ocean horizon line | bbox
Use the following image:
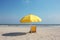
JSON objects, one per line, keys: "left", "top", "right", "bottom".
{"left": 0, "top": 24, "right": 60, "bottom": 25}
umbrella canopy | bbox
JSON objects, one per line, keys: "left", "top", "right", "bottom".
{"left": 20, "top": 14, "right": 42, "bottom": 23}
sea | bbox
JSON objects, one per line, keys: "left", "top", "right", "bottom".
{"left": 0, "top": 24, "right": 60, "bottom": 28}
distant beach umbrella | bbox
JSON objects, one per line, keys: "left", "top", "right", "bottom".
{"left": 20, "top": 14, "right": 42, "bottom": 33}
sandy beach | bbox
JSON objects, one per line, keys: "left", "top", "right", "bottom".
{"left": 0, "top": 26, "right": 60, "bottom": 40}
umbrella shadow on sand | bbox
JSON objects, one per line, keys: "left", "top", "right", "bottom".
{"left": 2, "top": 32, "right": 27, "bottom": 36}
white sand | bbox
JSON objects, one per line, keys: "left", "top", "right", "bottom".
{"left": 0, "top": 26, "right": 60, "bottom": 40}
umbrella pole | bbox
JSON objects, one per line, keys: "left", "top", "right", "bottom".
{"left": 29, "top": 23, "right": 32, "bottom": 33}
{"left": 30, "top": 23, "right": 32, "bottom": 33}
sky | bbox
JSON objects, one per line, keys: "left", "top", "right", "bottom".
{"left": 0, "top": 0, "right": 60, "bottom": 24}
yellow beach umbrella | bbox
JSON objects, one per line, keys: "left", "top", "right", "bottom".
{"left": 20, "top": 14, "right": 42, "bottom": 23}
{"left": 20, "top": 14, "right": 42, "bottom": 33}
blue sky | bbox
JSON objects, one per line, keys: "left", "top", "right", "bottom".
{"left": 0, "top": 0, "right": 60, "bottom": 24}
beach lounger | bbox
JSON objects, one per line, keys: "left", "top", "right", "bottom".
{"left": 29, "top": 25, "right": 36, "bottom": 33}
